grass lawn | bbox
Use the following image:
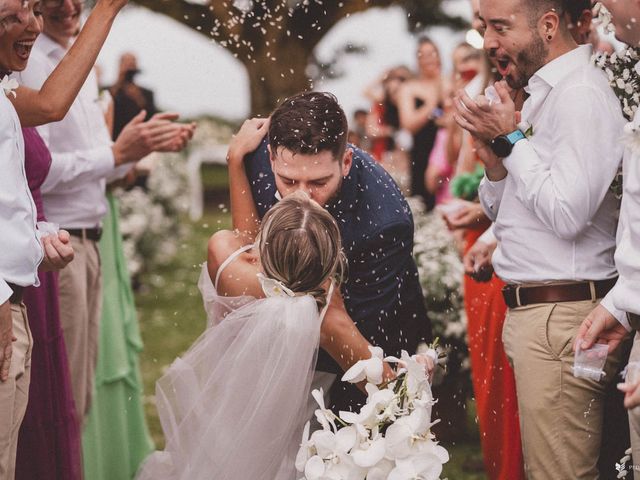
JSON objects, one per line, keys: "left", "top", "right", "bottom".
{"left": 134, "top": 164, "right": 487, "bottom": 479}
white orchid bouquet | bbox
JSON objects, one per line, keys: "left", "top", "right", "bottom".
{"left": 296, "top": 346, "right": 449, "bottom": 480}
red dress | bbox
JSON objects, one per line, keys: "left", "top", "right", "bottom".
{"left": 464, "top": 227, "right": 525, "bottom": 480}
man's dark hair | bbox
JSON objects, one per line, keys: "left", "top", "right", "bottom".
{"left": 354, "top": 109, "right": 368, "bottom": 118}
{"left": 523, "top": 0, "right": 567, "bottom": 27}
{"left": 269, "top": 91, "right": 348, "bottom": 160}
{"left": 563, "top": 0, "right": 591, "bottom": 23}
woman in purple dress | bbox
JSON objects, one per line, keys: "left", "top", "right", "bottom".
{"left": 15, "top": 128, "right": 82, "bottom": 480}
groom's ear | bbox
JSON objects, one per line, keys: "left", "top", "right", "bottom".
{"left": 340, "top": 148, "right": 353, "bottom": 177}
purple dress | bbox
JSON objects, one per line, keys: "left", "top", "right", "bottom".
{"left": 15, "top": 128, "right": 82, "bottom": 480}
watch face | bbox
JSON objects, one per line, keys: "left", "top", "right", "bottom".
{"left": 490, "top": 136, "right": 512, "bottom": 158}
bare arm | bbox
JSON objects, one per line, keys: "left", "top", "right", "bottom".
{"left": 321, "top": 290, "right": 395, "bottom": 385}
{"left": 12, "top": 0, "right": 127, "bottom": 127}
{"left": 398, "top": 82, "right": 436, "bottom": 135}
{"left": 226, "top": 118, "right": 270, "bottom": 240}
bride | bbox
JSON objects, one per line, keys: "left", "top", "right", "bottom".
{"left": 136, "top": 191, "right": 346, "bottom": 480}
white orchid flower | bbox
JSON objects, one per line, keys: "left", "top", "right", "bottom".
{"left": 387, "top": 453, "right": 445, "bottom": 480}
{"left": 342, "top": 346, "right": 384, "bottom": 385}
{"left": 340, "top": 388, "right": 395, "bottom": 428}
{"left": 365, "top": 458, "right": 395, "bottom": 480}
{"left": 312, "top": 388, "right": 338, "bottom": 432}
{"left": 296, "top": 422, "right": 316, "bottom": 472}
{"left": 304, "top": 427, "right": 364, "bottom": 480}
{"left": 350, "top": 435, "right": 386, "bottom": 468}
{"left": 385, "top": 407, "right": 435, "bottom": 459}
{"left": 1, "top": 75, "right": 18, "bottom": 98}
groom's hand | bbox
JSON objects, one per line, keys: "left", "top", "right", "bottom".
{"left": 227, "top": 117, "right": 270, "bottom": 167}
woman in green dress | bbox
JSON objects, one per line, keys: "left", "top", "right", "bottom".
{"left": 83, "top": 192, "right": 154, "bottom": 480}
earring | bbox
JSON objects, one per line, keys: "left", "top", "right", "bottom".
{"left": 547, "top": 34, "right": 553, "bottom": 41}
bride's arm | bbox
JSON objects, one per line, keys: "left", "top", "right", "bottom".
{"left": 12, "top": 0, "right": 127, "bottom": 127}
{"left": 321, "top": 290, "right": 395, "bottom": 386}
{"left": 226, "top": 118, "right": 270, "bottom": 240}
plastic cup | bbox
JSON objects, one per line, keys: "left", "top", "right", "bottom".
{"left": 573, "top": 343, "right": 608, "bottom": 381}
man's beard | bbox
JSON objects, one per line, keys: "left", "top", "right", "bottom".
{"left": 506, "top": 34, "right": 548, "bottom": 90}
{"left": 324, "top": 175, "right": 344, "bottom": 210}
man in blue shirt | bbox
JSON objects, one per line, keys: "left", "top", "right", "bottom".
{"left": 227, "top": 92, "right": 431, "bottom": 411}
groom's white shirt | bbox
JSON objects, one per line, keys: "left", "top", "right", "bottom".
{"left": 479, "top": 46, "right": 626, "bottom": 322}
{"left": 601, "top": 108, "right": 640, "bottom": 322}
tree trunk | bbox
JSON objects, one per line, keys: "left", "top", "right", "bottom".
{"left": 243, "top": 42, "right": 313, "bottom": 116}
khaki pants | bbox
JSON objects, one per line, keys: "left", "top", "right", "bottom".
{"left": 0, "top": 304, "right": 32, "bottom": 479}
{"left": 59, "top": 235, "right": 102, "bottom": 425}
{"left": 628, "top": 333, "right": 640, "bottom": 479}
{"left": 502, "top": 300, "right": 622, "bottom": 480}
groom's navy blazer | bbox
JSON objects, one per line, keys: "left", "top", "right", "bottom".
{"left": 245, "top": 140, "right": 431, "bottom": 409}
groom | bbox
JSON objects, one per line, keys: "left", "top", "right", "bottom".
{"left": 228, "top": 91, "right": 431, "bottom": 412}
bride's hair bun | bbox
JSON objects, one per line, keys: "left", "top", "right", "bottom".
{"left": 257, "top": 191, "right": 345, "bottom": 310}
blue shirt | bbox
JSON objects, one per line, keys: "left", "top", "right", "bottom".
{"left": 245, "top": 141, "right": 431, "bottom": 380}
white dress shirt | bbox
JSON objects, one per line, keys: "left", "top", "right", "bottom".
{"left": 16, "top": 34, "right": 128, "bottom": 229}
{"left": 0, "top": 93, "right": 43, "bottom": 303}
{"left": 479, "top": 46, "right": 626, "bottom": 318}
{"left": 601, "top": 108, "right": 640, "bottom": 322}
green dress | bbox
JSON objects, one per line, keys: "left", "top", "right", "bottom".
{"left": 83, "top": 193, "right": 154, "bottom": 479}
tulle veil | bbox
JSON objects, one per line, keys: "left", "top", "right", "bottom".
{"left": 136, "top": 265, "right": 321, "bottom": 480}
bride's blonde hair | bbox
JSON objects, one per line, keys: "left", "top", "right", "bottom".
{"left": 257, "top": 191, "right": 345, "bottom": 310}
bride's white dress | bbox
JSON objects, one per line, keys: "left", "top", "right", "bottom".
{"left": 136, "top": 245, "right": 325, "bottom": 480}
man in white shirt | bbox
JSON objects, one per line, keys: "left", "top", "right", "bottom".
{"left": 18, "top": 0, "right": 192, "bottom": 425}
{"left": 453, "top": 0, "right": 627, "bottom": 478}
{"left": 574, "top": 0, "right": 640, "bottom": 476}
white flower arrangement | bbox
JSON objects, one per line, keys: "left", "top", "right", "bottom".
{"left": 408, "top": 196, "right": 469, "bottom": 379}
{"left": 593, "top": 3, "right": 640, "bottom": 121}
{"left": 117, "top": 152, "right": 190, "bottom": 277}
{"left": 296, "top": 346, "right": 449, "bottom": 480}
{"left": 1, "top": 75, "right": 18, "bottom": 98}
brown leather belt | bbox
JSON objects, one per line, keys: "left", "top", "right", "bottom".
{"left": 67, "top": 228, "right": 102, "bottom": 242}
{"left": 628, "top": 313, "right": 640, "bottom": 331}
{"left": 7, "top": 283, "right": 24, "bottom": 305}
{"left": 502, "top": 278, "right": 618, "bottom": 309}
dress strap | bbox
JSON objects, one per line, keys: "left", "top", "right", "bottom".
{"left": 318, "top": 281, "right": 335, "bottom": 323}
{"left": 214, "top": 244, "right": 254, "bottom": 291}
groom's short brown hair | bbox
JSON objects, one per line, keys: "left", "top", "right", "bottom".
{"left": 268, "top": 91, "right": 348, "bottom": 161}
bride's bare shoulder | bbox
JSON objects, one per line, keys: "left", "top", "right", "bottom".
{"left": 207, "top": 230, "right": 243, "bottom": 277}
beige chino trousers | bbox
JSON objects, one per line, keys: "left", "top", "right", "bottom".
{"left": 628, "top": 332, "right": 640, "bottom": 479}
{"left": 502, "top": 300, "right": 623, "bottom": 480}
{"left": 0, "top": 304, "right": 32, "bottom": 480}
{"left": 59, "top": 235, "right": 102, "bottom": 425}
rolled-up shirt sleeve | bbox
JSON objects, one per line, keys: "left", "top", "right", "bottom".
{"left": 478, "top": 175, "right": 506, "bottom": 222}
{"left": 0, "top": 279, "right": 12, "bottom": 305}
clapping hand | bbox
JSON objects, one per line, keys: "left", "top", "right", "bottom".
{"left": 113, "top": 111, "right": 195, "bottom": 166}
{"left": 453, "top": 81, "right": 518, "bottom": 143}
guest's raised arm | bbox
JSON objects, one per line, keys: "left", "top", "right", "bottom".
{"left": 11, "top": 0, "right": 128, "bottom": 126}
